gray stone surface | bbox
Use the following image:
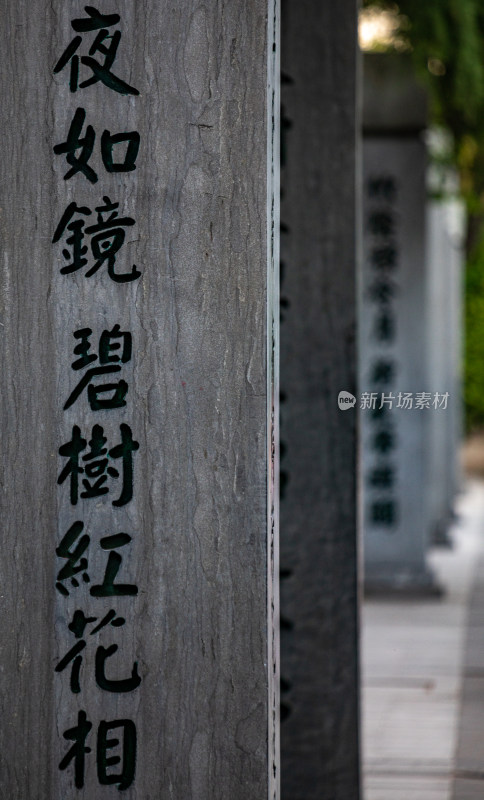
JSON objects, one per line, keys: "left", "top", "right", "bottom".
{"left": 279, "top": 1, "right": 360, "bottom": 798}
{"left": 0, "top": 1, "right": 280, "bottom": 797}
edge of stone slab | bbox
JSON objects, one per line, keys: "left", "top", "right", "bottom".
{"left": 364, "top": 572, "right": 444, "bottom": 599}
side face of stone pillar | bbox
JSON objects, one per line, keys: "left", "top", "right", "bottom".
{"left": 446, "top": 199, "right": 465, "bottom": 502}
{"left": 426, "top": 193, "right": 465, "bottom": 542}
{"left": 280, "top": 1, "right": 361, "bottom": 798}
{"left": 0, "top": 2, "right": 280, "bottom": 798}
{"left": 361, "top": 54, "right": 438, "bottom": 593}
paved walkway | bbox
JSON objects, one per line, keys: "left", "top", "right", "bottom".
{"left": 362, "top": 479, "right": 484, "bottom": 800}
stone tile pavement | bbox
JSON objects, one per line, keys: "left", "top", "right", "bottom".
{"left": 362, "top": 479, "right": 484, "bottom": 800}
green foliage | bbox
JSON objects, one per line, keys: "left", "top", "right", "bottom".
{"left": 464, "top": 235, "right": 484, "bottom": 430}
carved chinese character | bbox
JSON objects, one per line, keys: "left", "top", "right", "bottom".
{"left": 367, "top": 175, "right": 397, "bottom": 202}
{"left": 373, "top": 429, "right": 395, "bottom": 454}
{"left": 367, "top": 210, "right": 394, "bottom": 237}
{"left": 53, "top": 198, "right": 140, "bottom": 282}
{"left": 64, "top": 325, "right": 132, "bottom": 410}
{"left": 370, "top": 359, "right": 395, "bottom": 385}
{"left": 370, "top": 245, "right": 398, "bottom": 270}
{"left": 368, "top": 466, "right": 395, "bottom": 489}
{"left": 54, "top": 6, "right": 139, "bottom": 96}
{"left": 56, "top": 528, "right": 138, "bottom": 597}
{"left": 370, "top": 500, "right": 397, "bottom": 526}
{"left": 373, "top": 311, "right": 396, "bottom": 342}
{"left": 54, "top": 108, "right": 140, "bottom": 183}
{"left": 58, "top": 424, "right": 139, "bottom": 506}
{"left": 56, "top": 609, "right": 140, "bottom": 694}
{"left": 59, "top": 712, "right": 136, "bottom": 790}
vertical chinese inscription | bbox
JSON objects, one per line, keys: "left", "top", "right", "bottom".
{"left": 52, "top": 6, "right": 141, "bottom": 791}
{"left": 363, "top": 174, "right": 400, "bottom": 531}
